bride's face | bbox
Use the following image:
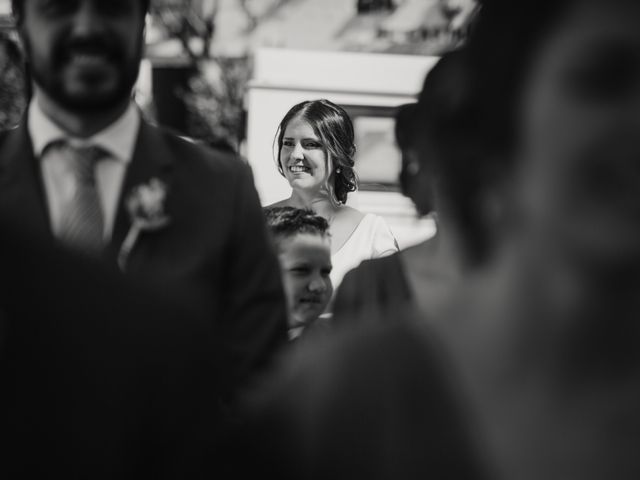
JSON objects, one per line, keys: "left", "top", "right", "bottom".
{"left": 280, "top": 116, "right": 329, "bottom": 195}
{"left": 507, "top": 0, "right": 640, "bottom": 267}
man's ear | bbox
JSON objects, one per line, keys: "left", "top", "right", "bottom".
{"left": 400, "top": 151, "right": 434, "bottom": 217}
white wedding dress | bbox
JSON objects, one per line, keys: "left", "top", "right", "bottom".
{"left": 330, "top": 213, "right": 398, "bottom": 292}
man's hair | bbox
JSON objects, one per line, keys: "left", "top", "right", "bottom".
{"left": 12, "top": 0, "right": 151, "bottom": 24}
{"left": 264, "top": 207, "right": 330, "bottom": 246}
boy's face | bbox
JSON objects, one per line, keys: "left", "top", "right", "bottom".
{"left": 278, "top": 233, "right": 333, "bottom": 330}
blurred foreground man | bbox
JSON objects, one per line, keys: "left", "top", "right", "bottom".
{"left": 0, "top": 0, "right": 287, "bottom": 410}
{"left": 0, "top": 220, "right": 218, "bottom": 478}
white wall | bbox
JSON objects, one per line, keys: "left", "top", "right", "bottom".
{"left": 246, "top": 48, "right": 439, "bottom": 248}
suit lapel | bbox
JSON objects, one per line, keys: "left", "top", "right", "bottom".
{"left": 0, "top": 120, "right": 53, "bottom": 239}
{"left": 108, "top": 120, "right": 174, "bottom": 262}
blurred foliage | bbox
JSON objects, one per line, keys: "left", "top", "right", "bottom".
{"left": 0, "top": 34, "right": 26, "bottom": 131}
{"left": 150, "top": 0, "right": 218, "bottom": 62}
{"left": 182, "top": 57, "right": 251, "bottom": 152}
{"left": 149, "top": 0, "right": 291, "bottom": 149}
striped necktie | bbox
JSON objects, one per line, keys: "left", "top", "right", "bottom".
{"left": 57, "top": 143, "right": 107, "bottom": 255}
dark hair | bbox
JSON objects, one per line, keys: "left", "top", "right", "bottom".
{"left": 395, "top": 48, "right": 488, "bottom": 260}
{"left": 394, "top": 103, "right": 420, "bottom": 153}
{"left": 468, "top": 0, "right": 579, "bottom": 157}
{"left": 397, "top": 47, "right": 478, "bottom": 182}
{"left": 415, "top": 0, "right": 582, "bottom": 261}
{"left": 264, "top": 207, "right": 330, "bottom": 247}
{"left": 12, "top": 0, "right": 151, "bottom": 24}
{"left": 275, "top": 99, "right": 357, "bottom": 206}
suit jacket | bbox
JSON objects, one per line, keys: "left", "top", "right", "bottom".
{"left": 0, "top": 116, "right": 288, "bottom": 407}
{"left": 0, "top": 220, "right": 219, "bottom": 479}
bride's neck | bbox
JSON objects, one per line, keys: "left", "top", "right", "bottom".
{"left": 289, "top": 190, "right": 339, "bottom": 219}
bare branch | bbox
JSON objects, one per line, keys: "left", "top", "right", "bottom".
{"left": 238, "top": 0, "right": 259, "bottom": 31}
{"left": 237, "top": 0, "right": 293, "bottom": 33}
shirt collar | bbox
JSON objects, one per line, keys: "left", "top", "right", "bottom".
{"left": 28, "top": 95, "right": 140, "bottom": 164}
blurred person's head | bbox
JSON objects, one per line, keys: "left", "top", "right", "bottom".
{"left": 397, "top": 48, "right": 483, "bottom": 261}
{"left": 467, "top": 0, "right": 640, "bottom": 272}
{"left": 396, "top": 103, "right": 429, "bottom": 212}
{"left": 265, "top": 207, "right": 333, "bottom": 335}
{"left": 14, "top": 0, "right": 148, "bottom": 116}
{"left": 275, "top": 99, "right": 357, "bottom": 206}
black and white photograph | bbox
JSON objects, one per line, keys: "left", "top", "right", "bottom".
{"left": 1, "top": 0, "right": 640, "bottom": 478}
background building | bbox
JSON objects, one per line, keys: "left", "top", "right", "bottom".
{"left": 145, "top": 0, "right": 476, "bottom": 247}
{"left": 0, "top": 0, "right": 478, "bottom": 247}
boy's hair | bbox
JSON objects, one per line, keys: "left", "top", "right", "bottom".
{"left": 264, "top": 207, "right": 330, "bottom": 246}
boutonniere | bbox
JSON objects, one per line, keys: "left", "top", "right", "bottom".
{"left": 118, "top": 178, "right": 171, "bottom": 271}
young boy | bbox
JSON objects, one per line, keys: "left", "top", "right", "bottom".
{"left": 264, "top": 207, "right": 333, "bottom": 340}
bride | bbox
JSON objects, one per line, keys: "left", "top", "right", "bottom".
{"left": 269, "top": 99, "right": 398, "bottom": 291}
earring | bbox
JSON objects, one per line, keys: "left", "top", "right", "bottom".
{"left": 336, "top": 167, "right": 342, "bottom": 174}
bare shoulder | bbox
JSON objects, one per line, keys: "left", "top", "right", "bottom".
{"left": 335, "top": 206, "right": 366, "bottom": 226}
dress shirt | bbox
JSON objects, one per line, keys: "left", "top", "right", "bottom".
{"left": 28, "top": 97, "right": 140, "bottom": 241}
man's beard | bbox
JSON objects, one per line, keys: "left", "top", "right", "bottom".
{"left": 23, "top": 32, "right": 143, "bottom": 113}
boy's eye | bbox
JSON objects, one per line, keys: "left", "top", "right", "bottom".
{"left": 322, "top": 267, "right": 332, "bottom": 276}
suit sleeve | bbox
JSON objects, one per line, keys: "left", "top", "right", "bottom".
{"left": 218, "top": 163, "right": 288, "bottom": 405}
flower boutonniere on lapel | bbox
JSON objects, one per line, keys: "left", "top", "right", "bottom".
{"left": 118, "top": 178, "right": 171, "bottom": 271}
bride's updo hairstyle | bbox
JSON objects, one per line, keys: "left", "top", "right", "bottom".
{"left": 276, "top": 99, "right": 358, "bottom": 206}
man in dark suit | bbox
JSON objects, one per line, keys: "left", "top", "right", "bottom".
{"left": 0, "top": 219, "right": 220, "bottom": 478}
{"left": 1, "top": 0, "right": 287, "bottom": 408}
